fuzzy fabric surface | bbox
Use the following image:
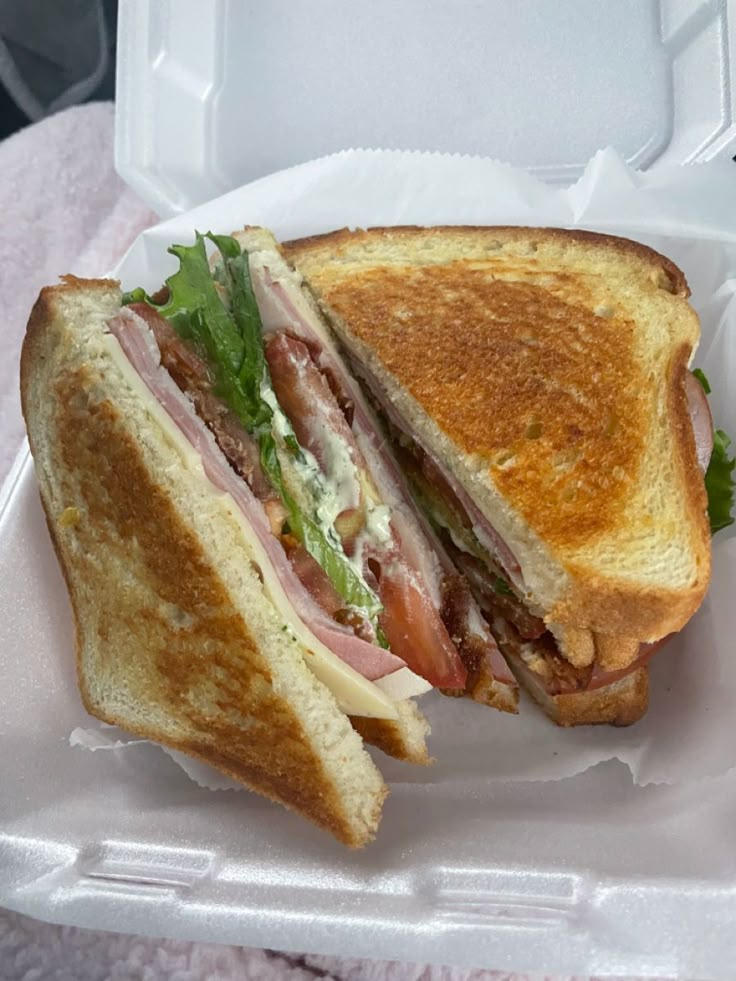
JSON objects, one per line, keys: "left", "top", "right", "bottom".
{"left": 0, "top": 102, "right": 651, "bottom": 981}
{"left": 0, "top": 909, "right": 568, "bottom": 981}
{"left": 0, "top": 100, "right": 155, "bottom": 483}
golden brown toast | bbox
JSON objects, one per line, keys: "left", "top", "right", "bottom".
{"left": 283, "top": 226, "right": 711, "bottom": 638}
{"left": 20, "top": 276, "right": 401, "bottom": 847}
{"left": 283, "top": 226, "right": 712, "bottom": 723}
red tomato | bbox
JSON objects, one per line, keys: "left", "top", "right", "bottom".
{"left": 378, "top": 559, "right": 467, "bottom": 689}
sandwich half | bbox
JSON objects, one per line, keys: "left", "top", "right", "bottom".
{"left": 282, "top": 225, "right": 716, "bottom": 726}
{"left": 20, "top": 229, "right": 517, "bottom": 845}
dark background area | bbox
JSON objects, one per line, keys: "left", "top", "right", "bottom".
{"left": 0, "top": 0, "right": 117, "bottom": 141}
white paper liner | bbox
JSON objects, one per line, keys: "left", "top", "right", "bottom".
{"left": 69, "top": 147, "right": 736, "bottom": 789}
{"left": 69, "top": 724, "right": 242, "bottom": 790}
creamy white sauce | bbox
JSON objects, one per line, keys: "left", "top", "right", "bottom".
{"left": 350, "top": 502, "right": 392, "bottom": 572}
{"left": 309, "top": 416, "right": 361, "bottom": 529}
{"left": 261, "top": 357, "right": 397, "bottom": 585}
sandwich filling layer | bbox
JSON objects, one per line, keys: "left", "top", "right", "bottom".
{"left": 245, "top": 250, "right": 517, "bottom": 704}
{"left": 112, "top": 233, "right": 517, "bottom": 712}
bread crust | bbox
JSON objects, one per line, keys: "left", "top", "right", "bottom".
{"left": 283, "top": 225, "right": 712, "bottom": 653}
{"left": 352, "top": 701, "right": 432, "bottom": 765}
{"left": 548, "top": 342, "right": 711, "bottom": 645}
{"left": 283, "top": 225, "right": 689, "bottom": 297}
{"left": 593, "top": 632, "right": 641, "bottom": 672}
{"left": 21, "top": 277, "right": 391, "bottom": 847}
{"left": 503, "top": 648, "right": 649, "bottom": 727}
{"left": 550, "top": 669, "right": 648, "bottom": 727}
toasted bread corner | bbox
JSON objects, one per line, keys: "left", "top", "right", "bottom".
{"left": 21, "top": 278, "right": 391, "bottom": 847}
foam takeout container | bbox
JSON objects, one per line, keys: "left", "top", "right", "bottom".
{"left": 2, "top": 1, "right": 736, "bottom": 976}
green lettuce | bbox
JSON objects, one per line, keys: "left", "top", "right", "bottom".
{"left": 705, "top": 429, "right": 735, "bottom": 533}
{"left": 691, "top": 367, "right": 711, "bottom": 395}
{"left": 123, "top": 233, "right": 383, "bottom": 626}
{"left": 691, "top": 369, "right": 735, "bottom": 534}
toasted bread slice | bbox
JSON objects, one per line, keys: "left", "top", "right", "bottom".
{"left": 283, "top": 226, "right": 712, "bottom": 650}
{"left": 20, "top": 276, "right": 422, "bottom": 846}
{"left": 503, "top": 649, "right": 648, "bottom": 727}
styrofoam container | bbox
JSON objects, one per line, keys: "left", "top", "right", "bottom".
{"left": 116, "top": 0, "right": 736, "bottom": 218}
{"left": 3, "top": 1, "right": 736, "bottom": 977}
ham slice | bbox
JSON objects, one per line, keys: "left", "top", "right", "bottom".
{"left": 586, "top": 637, "right": 670, "bottom": 691}
{"left": 684, "top": 371, "right": 714, "bottom": 473}
{"left": 106, "top": 307, "right": 407, "bottom": 682}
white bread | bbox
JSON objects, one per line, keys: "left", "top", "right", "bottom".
{"left": 20, "top": 276, "right": 429, "bottom": 846}
{"left": 282, "top": 226, "right": 712, "bottom": 654}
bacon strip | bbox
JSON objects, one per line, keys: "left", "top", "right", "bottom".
{"left": 264, "top": 330, "right": 364, "bottom": 531}
{"left": 130, "top": 303, "right": 278, "bottom": 505}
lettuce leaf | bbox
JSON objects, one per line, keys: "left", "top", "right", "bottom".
{"left": 705, "top": 429, "right": 736, "bottom": 533}
{"left": 123, "top": 233, "right": 383, "bottom": 625}
{"left": 692, "top": 368, "right": 711, "bottom": 395}
{"left": 691, "top": 370, "right": 735, "bottom": 534}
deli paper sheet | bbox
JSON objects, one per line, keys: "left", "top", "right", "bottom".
{"left": 72, "top": 148, "right": 736, "bottom": 788}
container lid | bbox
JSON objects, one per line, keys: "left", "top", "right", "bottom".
{"left": 115, "top": 0, "right": 736, "bottom": 217}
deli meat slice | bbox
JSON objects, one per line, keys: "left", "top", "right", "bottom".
{"left": 107, "top": 307, "right": 408, "bottom": 682}
{"left": 684, "top": 370, "right": 714, "bottom": 472}
{"left": 586, "top": 637, "right": 669, "bottom": 690}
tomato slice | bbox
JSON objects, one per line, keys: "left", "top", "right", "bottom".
{"left": 378, "top": 559, "right": 467, "bottom": 689}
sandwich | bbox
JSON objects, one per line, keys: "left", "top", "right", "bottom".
{"left": 281, "top": 225, "right": 734, "bottom": 726}
{"left": 20, "top": 228, "right": 518, "bottom": 847}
